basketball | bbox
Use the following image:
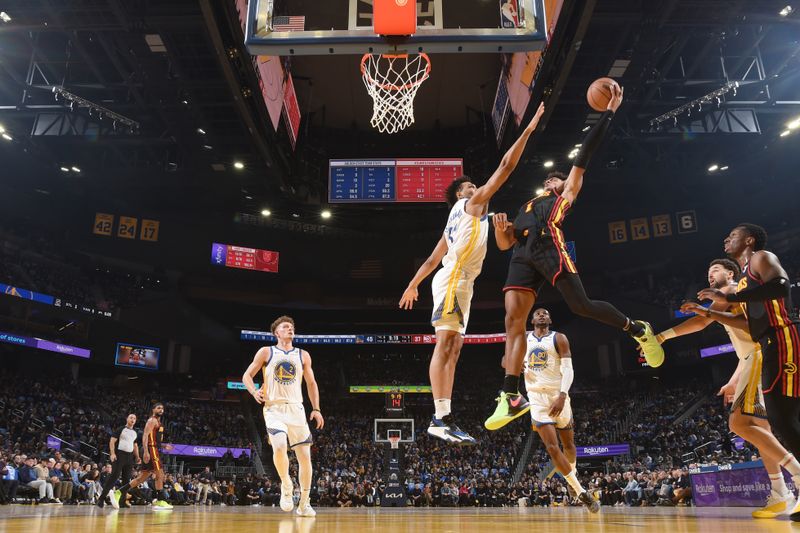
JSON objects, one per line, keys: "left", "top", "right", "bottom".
{"left": 586, "top": 77, "right": 619, "bottom": 112}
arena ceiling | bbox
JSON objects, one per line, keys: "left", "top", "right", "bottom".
{"left": 0, "top": 0, "right": 798, "bottom": 231}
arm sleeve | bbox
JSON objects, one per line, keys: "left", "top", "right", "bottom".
{"left": 559, "top": 358, "right": 574, "bottom": 394}
{"left": 574, "top": 110, "right": 614, "bottom": 169}
{"left": 726, "top": 277, "right": 790, "bottom": 303}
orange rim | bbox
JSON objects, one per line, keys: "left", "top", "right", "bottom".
{"left": 361, "top": 53, "right": 431, "bottom": 92}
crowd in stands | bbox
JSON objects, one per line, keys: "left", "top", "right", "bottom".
{"left": 0, "top": 227, "right": 167, "bottom": 313}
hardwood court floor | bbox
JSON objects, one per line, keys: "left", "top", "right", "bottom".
{"left": 0, "top": 504, "right": 797, "bottom": 533}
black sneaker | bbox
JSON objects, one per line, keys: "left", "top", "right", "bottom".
{"left": 96, "top": 498, "right": 105, "bottom": 509}
{"left": 427, "top": 415, "right": 477, "bottom": 445}
{"left": 578, "top": 491, "right": 600, "bottom": 513}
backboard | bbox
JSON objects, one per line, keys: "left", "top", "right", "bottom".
{"left": 374, "top": 418, "right": 415, "bottom": 443}
{"left": 244, "top": 0, "right": 548, "bottom": 55}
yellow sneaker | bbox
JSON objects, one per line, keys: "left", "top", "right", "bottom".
{"left": 753, "top": 490, "right": 794, "bottom": 519}
{"left": 632, "top": 321, "right": 664, "bottom": 368}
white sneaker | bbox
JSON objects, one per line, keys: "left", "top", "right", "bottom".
{"left": 109, "top": 491, "right": 120, "bottom": 510}
{"left": 296, "top": 503, "right": 316, "bottom": 517}
{"left": 280, "top": 483, "right": 294, "bottom": 512}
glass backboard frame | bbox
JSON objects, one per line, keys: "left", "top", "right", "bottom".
{"left": 245, "top": 0, "right": 548, "bottom": 56}
{"left": 374, "top": 418, "right": 415, "bottom": 443}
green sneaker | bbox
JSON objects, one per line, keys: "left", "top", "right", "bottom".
{"left": 152, "top": 500, "right": 173, "bottom": 511}
{"left": 109, "top": 490, "right": 120, "bottom": 509}
{"left": 484, "top": 391, "right": 530, "bottom": 431}
{"left": 632, "top": 321, "right": 664, "bottom": 368}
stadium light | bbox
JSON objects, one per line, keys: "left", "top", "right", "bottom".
{"left": 535, "top": 188, "right": 544, "bottom": 195}
{"left": 0, "top": 124, "right": 5, "bottom": 133}
{"left": 260, "top": 209, "right": 271, "bottom": 217}
{"left": 708, "top": 164, "right": 719, "bottom": 172}
{"left": 781, "top": 130, "right": 791, "bottom": 137}
{"left": 233, "top": 161, "right": 245, "bottom": 169}
{"left": 779, "top": 5, "right": 794, "bottom": 16}
{"left": 197, "top": 128, "right": 206, "bottom": 135}
{"left": 0, "top": 12, "right": 11, "bottom": 23}
{"left": 720, "top": 166, "right": 729, "bottom": 171}
{"left": 1, "top": 133, "right": 12, "bottom": 141}
{"left": 543, "top": 161, "right": 554, "bottom": 168}
{"left": 488, "top": 212, "right": 495, "bottom": 217}
{"left": 321, "top": 210, "right": 332, "bottom": 219}
{"left": 71, "top": 166, "right": 81, "bottom": 172}
{"left": 60, "top": 167, "right": 69, "bottom": 172}
{"left": 788, "top": 118, "right": 800, "bottom": 130}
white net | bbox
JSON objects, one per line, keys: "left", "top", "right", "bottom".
{"left": 360, "top": 53, "right": 431, "bottom": 134}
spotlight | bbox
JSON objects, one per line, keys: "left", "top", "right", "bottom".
{"left": 197, "top": 128, "right": 206, "bottom": 135}
{"left": 203, "top": 145, "right": 213, "bottom": 150}
{"left": 535, "top": 188, "right": 544, "bottom": 195}
{"left": 780, "top": 130, "right": 791, "bottom": 137}
{"left": 582, "top": 126, "right": 590, "bottom": 132}
{"left": 543, "top": 161, "right": 554, "bottom": 168}
{"left": 779, "top": 5, "right": 793, "bottom": 16}
{"left": 0, "top": 12, "right": 11, "bottom": 23}
{"left": 321, "top": 210, "right": 332, "bottom": 219}
{"left": 292, "top": 213, "right": 300, "bottom": 218}
{"left": 488, "top": 212, "right": 495, "bottom": 217}
{"left": 788, "top": 118, "right": 800, "bottom": 130}
{"left": 71, "top": 166, "right": 81, "bottom": 172}
{"left": 233, "top": 161, "right": 245, "bottom": 170}
{"left": 60, "top": 167, "right": 69, "bottom": 172}
{"left": 720, "top": 166, "right": 729, "bottom": 171}
{"left": 1, "top": 133, "right": 11, "bottom": 141}
{"left": 181, "top": 99, "right": 189, "bottom": 105}
{"left": 260, "top": 209, "right": 271, "bottom": 217}
{"left": 708, "top": 164, "right": 719, "bottom": 172}
{"left": 0, "top": 124, "right": 4, "bottom": 132}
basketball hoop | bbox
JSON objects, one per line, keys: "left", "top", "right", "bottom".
{"left": 388, "top": 435, "right": 401, "bottom": 449}
{"left": 360, "top": 52, "right": 431, "bottom": 134}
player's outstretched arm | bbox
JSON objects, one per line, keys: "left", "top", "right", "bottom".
{"left": 492, "top": 213, "right": 516, "bottom": 251}
{"left": 302, "top": 351, "right": 324, "bottom": 429}
{"left": 465, "top": 102, "right": 545, "bottom": 215}
{"left": 562, "top": 84, "right": 623, "bottom": 205}
{"left": 399, "top": 235, "right": 448, "bottom": 310}
{"left": 660, "top": 285, "right": 737, "bottom": 342}
{"left": 242, "top": 347, "right": 269, "bottom": 404}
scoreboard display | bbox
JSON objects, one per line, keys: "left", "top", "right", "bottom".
{"left": 211, "top": 243, "right": 279, "bottom": 273}
{"left": 329, "top": 159, "right": 463, "bottom": 203}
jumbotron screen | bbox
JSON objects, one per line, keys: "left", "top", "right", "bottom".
{"left": 115, "top": 343, "right": 159, "bottom": 371}
{"left": 328, "top": 159, "right": 463, "bottom": 203}
{"left": 211, "top": 243, "right": 279, "bottom": 273}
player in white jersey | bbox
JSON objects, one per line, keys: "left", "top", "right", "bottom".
{"left": 522, "top": 308, "right": 599, "bottom": 513}
{"left": 663, "top": 259, "right": 797, "bottom": 519}
{"left": 242, "top": 315, "right": 324, "bottom": 517}
{"left": 399, "top": 103, "right": 546, "bottom": 445}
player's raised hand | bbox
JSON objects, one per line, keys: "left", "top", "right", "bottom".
{"left": 697, "top": 288, "right": 726, "bottom": 305}
{"left": 525, "top": 102, "right": 546, "bottom": 132}
{"left": 492, "top": 212, "right": 511, "bottom": 232}
{"left": 310, "top": 410, "right": 325, "bottom": 430}
{"left": 607, "top": 83, "right": 623, "bottom": 113}
{"left": 399, "top": 286, "right": 418, "bottom": 310}
{"left": 680, "top": 301, "right": 706, "bottom": 315}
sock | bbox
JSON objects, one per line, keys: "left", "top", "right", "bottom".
{"left": 299, "top": 488, "right": 310, "bottom": 506}
{"left": 570, "top": 461, "right": 577, "bottom": 474}
{"left": 434, "top": 398, "right": 451, "bottom": 419}
{"left": 780, "top": 454, "right": 800, "bottom": 476}
{"left": 564, "top": 469, "right": 584, "bottom": 495}
{"left": 769, "top": 472, "right": 789, "bottom": 496}
{"left": 503, "top": 374, "right": 519, "bottom": 395}
{"left": 624, "top": 318, "right": 645, "bottom": 337}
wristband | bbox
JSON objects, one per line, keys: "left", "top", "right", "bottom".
{"left": 660, "top": 328, "right": 677, "bottom": 341}
{"left": 312, "top": 408, "right": 321, "bottom": 413}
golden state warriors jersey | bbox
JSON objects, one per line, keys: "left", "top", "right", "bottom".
{"left": 441, "top": 198, "right": 488, "bottom": 280}
{"left": 523, "top": 331, "right": 562, "bottom": 392}
{"left": 722, "top": 283, "right": 759, "bottom": 358}
{"left": 262, "top": 346, "right": 304, "bottom": 404}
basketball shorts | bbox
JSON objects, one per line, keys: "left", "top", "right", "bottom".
{"left": 504, "top": 237, "right": 577, "bottom": 294}
{"left": 528, "top": 390, "right": 573, "bottom": 430}
{"left": 141, "top": 446, "right": 163, "bottom": 473}
{"left": 430, "top": 266, "right": 474, "bottom": 335}
{"left": 263, "top": 403, "right": 312, "bottom": 448}
{"left": 760, "top": 324, "right": 800, "bottom": 398}
{"left": 731, "top": 348, "right": 767, "bottom": 419}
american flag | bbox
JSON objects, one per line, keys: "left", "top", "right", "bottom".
{"left": 272, "top": 15, "right": 305, "bottom": 32}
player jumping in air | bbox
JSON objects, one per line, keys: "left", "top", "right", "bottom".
{"left": 485, "top": 84, "right": 664, "bottom": 431}
{"left": 399, "top": 103, "right": 546, "bottom": 445}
